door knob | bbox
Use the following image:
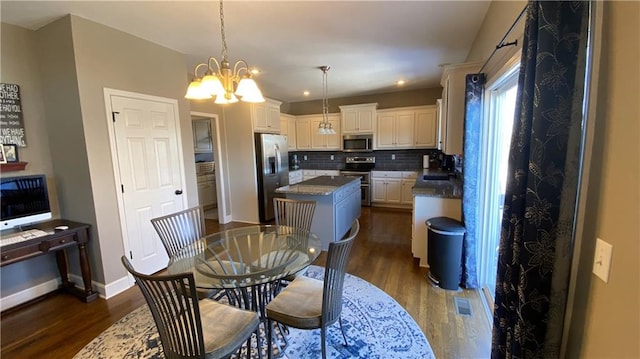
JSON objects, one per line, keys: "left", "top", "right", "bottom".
{"left": 175, "top": 190, "right": 183, "bottom": 195}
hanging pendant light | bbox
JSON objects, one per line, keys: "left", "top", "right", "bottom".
{"left": 185, "top": 0, "right": 265, "bottom": 104}
{"left": 317, "top": 66, "right": 336, "bottom": 135}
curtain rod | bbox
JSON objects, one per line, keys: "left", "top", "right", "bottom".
{"left": 479, "top": 5, "right": 527, "bottom": 74}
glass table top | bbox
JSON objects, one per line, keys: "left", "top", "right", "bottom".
{"left": 168, "top": 225, "right": 321, "bottom": 289}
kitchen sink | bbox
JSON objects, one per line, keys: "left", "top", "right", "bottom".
{"left": 423, "top": 174, "right": 450, "bottom": 180}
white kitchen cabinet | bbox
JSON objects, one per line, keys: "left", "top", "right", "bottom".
{"left": 252, "top": 98, "right": 282, "bottom": 133}
{"left": 302, "top": 170, "right": 316, "bottom": 181}
{"left": 316, "top": 170, "right": 340, "bottom": 176}
{"left": 377, "top": 106, "right": 437, "bottom": 149}
{"left": 440, "top": 62, "right": 481, "bottom": 154}
{"left": 412, "top": 196, "right": 462, "bottom": 266}
{"left": 289, "top": 170, "right": 303, "bottom": 184}
{"left": 301, "top": 169, "right": 339, "bottom": 182}
{"left": 375, "top": 109, "right": 414, "bottom": 149}
{"left": 401, "top": 171, "right": 418, "bottom": 204}
{"left": 371, "top": 171, "right": 402, "bottom": 204}
{"left": 192, "top": 119, "right": 212, "bottom": 153}
{"left": 414, "top": 106, "right": 438, "bottom": 148}
{"left": 197, "top": 177, "right": 216, "bottom": 210}
{"left": 339, "top": 103, "right": 377, "bottom": 134}
{"left": 309, "top": 114, "right": 341, "bottom": 150}
{"left": 280, "top": 113, "right": 297, "bottom": 150}
{"left": 295, "top": 118, "right": 312, "bottom": 150}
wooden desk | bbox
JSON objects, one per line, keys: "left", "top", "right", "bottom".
{"left": 0, "top": 219, "right": 98, "bottom": 302}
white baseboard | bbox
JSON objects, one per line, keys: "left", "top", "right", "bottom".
{"left": 0, "top": 274, "right": 135, "bottom": 311}
{"left": 0, "top": 278, "right": 61, "bottom": 311}
{"left": 102, "top": 275, "right": 133, "bottom": 299}
{"left": 68, "top": 273, "right": 133, "bottom": 299}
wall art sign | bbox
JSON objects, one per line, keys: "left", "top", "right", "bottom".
{"left": 0, "top": 83, "right": 27, "bottom": 147}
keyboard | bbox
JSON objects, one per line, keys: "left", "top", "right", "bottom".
{"left": 0, "top": 229, "right": 49, "bottom": 247}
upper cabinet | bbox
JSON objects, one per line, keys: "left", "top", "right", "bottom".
{"left": 280, "top": 113, "right": 297, "bottom": 151}
{"left": 376, "top": 110, "right": 414, "bottom": 149}
{"left": 440, "top": 62, "right": 481, "bottom": 154}
{"left": 310, "top": 114, "right": 341, "bottom": 150}
{"left": 252, "top": 98, "right": 282, "bottom": 133}
{"left": 294, "top": 115, "right": 340, "bottom": 151}
{"left": 339, "top": 103, "right": 377, "bottom": 134}
{"left": 414, "top": 106, "right": 438, "bottom": 148}
{"left": 192, "top": 118, "right": 212, "bottom": 153}
{"left": 375, "top": 106, "right": 437, "bottom": 149}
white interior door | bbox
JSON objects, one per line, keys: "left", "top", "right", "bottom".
{"left": 110, "top": 93, "right": 185, "bottom": 274}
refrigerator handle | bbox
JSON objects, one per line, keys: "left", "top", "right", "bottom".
{"left": 274, "top": 144, "right": 281, "bottom": 174}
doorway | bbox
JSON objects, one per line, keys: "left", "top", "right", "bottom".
{"left": 477, "top": 63, "right": 519, "bottom": 317}
{"left": 190, "top": 111, "right": 231, "bottom": 224}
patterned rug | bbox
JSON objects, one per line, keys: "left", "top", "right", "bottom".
{"left": 74, "top": 265, "right": 435, "bottom": 359}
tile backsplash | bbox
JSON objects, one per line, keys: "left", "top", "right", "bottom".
{"left": 291, "top": 149, "right": 442, "bottom": 171}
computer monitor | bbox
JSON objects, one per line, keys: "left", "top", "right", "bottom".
{"left": 0, "top": 174, "right": 52, "bottom": 230}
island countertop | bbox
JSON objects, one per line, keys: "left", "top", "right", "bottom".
{"left": 276, "top": 175, "right": 360, "bottom": 195}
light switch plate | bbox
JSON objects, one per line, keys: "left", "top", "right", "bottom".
{"left": 592, "top": 238, "right": 613, "bottom": 283}
{"left": 392, "top": 154, "right": 396, "bottom": 160}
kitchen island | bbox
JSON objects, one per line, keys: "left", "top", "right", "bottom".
{"left": 276, "top": 175, "right": 361, "bottom": 250}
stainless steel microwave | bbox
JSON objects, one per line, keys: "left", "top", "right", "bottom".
{"left": 343, "top": 134, "right": 373, "bottom": 152}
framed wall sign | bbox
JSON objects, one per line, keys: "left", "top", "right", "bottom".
{"left": 0, "top": 83, "right": 27, "bottom": 147}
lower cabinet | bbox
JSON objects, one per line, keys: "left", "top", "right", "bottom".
{"left": 197, "top": 180, "right": 216, "bottom": 209}
{"left": 371, "top": 171, "right": 416, "bottom": 206}
{"left": 411, "top": 196, "right": 462, "bottom": 267}
{"left": 289, "top": 170, "right": 303, "bottom": 185}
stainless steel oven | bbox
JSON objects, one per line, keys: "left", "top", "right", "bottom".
{"left": 340, "top": 156, "right": 375, "bottom": 206}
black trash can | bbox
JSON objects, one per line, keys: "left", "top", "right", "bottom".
{"left": 426, "top": 217, "right": 466, "bottom": 290}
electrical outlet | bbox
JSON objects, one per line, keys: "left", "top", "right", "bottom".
{"left": 330, "top": 155, "right": 334, "bottom": 160}
{"left": 303, "top": 155, "right": 307, "bottom": 161}
{"left": 392, "top": 154, "right": 396, "bottom": 160}
{"left": 592, "top": 238, "right": 613, "bottom": 283}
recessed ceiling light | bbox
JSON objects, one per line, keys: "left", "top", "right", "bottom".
{"left": 396, "top": 80, "right": 406, "bottom": 86}
{"left": 250, "top": 68, "right": 260, "bottom": 75}
{"left": 303, "top": 91, "right": 310, "bottom": 96}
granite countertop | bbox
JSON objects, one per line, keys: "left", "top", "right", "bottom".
{"left": 276, "top": 175, "right": 360, "bottom": 195}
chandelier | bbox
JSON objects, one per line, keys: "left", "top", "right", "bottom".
{"left": 184, "top": 0, "right": 264, "bottom": 104}
{"left": 317, "top": 66, "right": 336, "bottom": 134}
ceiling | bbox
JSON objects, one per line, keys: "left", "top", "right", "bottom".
{"left": 1, "top": 1, "right": 491, "bottom": 103}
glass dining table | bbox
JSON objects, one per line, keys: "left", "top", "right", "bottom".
{"left": 167, "top": 225, "right": 321, "bottom": 317}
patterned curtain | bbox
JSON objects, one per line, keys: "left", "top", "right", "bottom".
{"left": 492, "top": 1, "right": 588, "bottom": 358}
{"left": 460, "top": 73, "right": 485, "bottom": 289}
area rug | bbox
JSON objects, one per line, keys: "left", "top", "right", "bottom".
{"left": 74, "top": 265, "right": 435, "bottom": 359}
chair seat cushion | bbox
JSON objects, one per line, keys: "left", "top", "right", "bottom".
{"left": 199, "top": 299, "right": 259, "bottom": 358}
{"left": 266, "top": 276, "right": 323, "bottom": 329}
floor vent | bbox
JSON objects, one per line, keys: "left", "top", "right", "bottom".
{"left": 454, "top": 296, "right": 473, "bottom": 317}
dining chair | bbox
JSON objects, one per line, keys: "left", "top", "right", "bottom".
{"left": 121, "top": 256, "right": 260, "bottom": 359}
{"left": 266, "top": 219, "right": 360, "bottom": 359}
{"left": 273, "top": 198, "right": 316, "bottom": 232}
{"left": 150, "top": 206, "right": 220, "bottom": 300}
{"left": 273, "top": 198, "right": 316, "bottom": 282}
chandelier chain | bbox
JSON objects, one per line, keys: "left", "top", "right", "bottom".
{"left": 219, "top": 0, "right": 228, "bottom": 61}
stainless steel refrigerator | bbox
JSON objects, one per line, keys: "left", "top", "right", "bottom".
{"left": 255, "top": 133, "right": 289, "bottom": 222}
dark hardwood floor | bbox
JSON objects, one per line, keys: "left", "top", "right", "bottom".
{"left": 0, "top": 207, "right": 491, "bottom": 358}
